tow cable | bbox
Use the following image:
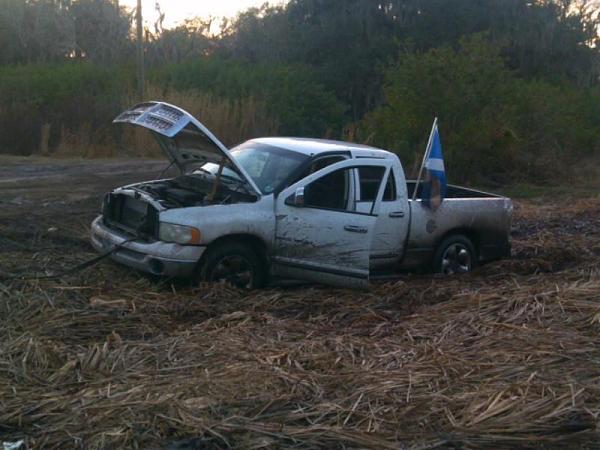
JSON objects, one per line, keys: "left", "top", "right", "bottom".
{"left": 0, "top": 238, "right": 138, "bottom": 282}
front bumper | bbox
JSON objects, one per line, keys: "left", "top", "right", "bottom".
{"left": 90, "top": 216, "right": 205, "bottom": 278}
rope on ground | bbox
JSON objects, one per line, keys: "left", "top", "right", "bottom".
{"left": 0, "top": 238, "right": 137, "bottom": 281}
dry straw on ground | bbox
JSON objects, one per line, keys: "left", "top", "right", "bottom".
{"left": 1, "top": 196, "right": 600, "bottom": 449}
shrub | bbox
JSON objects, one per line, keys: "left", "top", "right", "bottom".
{"left": 0, "top": 62, "right": 282, "bottom": 157}
{"left": 153, "top": 58, "right": 346, "bottom": 137}
{"left": 0, "top": 62, "right": 129, "bottom": 155}
{"left": 361, "top": 36, "right": 600, "bottom": 185}
{"left": 508, "top": 81, "right": 600, "bottom": 176}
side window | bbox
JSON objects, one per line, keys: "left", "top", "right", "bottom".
{"left": 383, "top": 170, "right": 397, "bottom": 201}
{"left": 357, "top": 167, "right": 385, "bottom": 201}
{"left": 355, "top": 167, "right": 385, "bottom": 213}
{"left": 304, "top": 167, "right": 351, "bottom": 211}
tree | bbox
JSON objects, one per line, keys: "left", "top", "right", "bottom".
{"left": 70, "top": 0, "right": 131, "bottom": 64}
{"left": 145, "top": 17, "right": 214, "bottom": 66}
{"left": 0, "top": 0, "right": 74, "bottom": 63}
{"left": 0, "top": 0, "right": 132, "bottom": 65}
{"left": 217, "top": 0, "right": 600, "bottom": 120}
{"left": 362, "top": 35, "right": 600, "bottom": 185}
{"left": 363, "top": 36, "right": 521, "bottom": 184}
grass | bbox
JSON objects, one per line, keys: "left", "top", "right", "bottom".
{"left": 52, "top": 84, "right": 280, "bottom": 159}
{"left": 1, "top": 168, "right": 600, "bottom": 448}
{"left": 499, "top": 183, "right": 598, "bottom": 200}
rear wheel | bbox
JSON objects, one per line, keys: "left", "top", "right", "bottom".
{"left": 433, "top": 234, "right": 476, "bottom": 275}
{"left": 196, "top": 242, "right": 267, "bottom": 289}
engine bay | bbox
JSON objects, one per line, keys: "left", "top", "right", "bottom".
{"left": 136, "top": 174, "right": 258, "bottom": 209}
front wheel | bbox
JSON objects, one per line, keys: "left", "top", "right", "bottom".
{"left": 196, "top": 242, "right": 267, "bottom": 289}
{"left": 433, "top": 234, "right": 477, "bottom": 275}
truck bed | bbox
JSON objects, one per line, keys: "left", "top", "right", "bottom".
{"left": 407, "top": 181, "right": 501, "bottom": 199}
{"left": 398, "top": 181, "right": 512, "bottom": 271}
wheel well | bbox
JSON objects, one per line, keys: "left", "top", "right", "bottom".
{"left": 434, "top": 229, "right": 480, "bottom": 259}
{"left": 198, "top": 234, "right": 269, "bottom": 269}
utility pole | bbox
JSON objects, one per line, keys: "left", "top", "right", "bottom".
{"left": 136, "top": 0, "right": 144, "bottom": 100}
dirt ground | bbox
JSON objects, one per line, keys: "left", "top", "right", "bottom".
{"left": 1, "top": 157, "right": 600, "bottom": 449}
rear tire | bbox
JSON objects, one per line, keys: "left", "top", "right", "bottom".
{"left": 433, "top": 234, "right": 477, "bottom": 275}
{"left": 196, "top": 242, "right": 267, "bottom": 289}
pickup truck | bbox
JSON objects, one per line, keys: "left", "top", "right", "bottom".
{"left": 91, "top": 102, "right": 513, "bottom": 288}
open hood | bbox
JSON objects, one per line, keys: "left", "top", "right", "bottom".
{"left": 113, "top": 101, "right": 260, "bottom": 194}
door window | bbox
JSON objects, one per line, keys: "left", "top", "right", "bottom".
{"left": 304, "top": 167, "right": 352, "bottom": 211}
{"left": 290, "top": 155, "right": 347, "bottom": 186}
{"left": 383, "top": 170, "right": 397, "bottom": 201}
{"left": 355, "top": 167, "right": 386, "bottom": 213}
{"left": 288, "top": 162, "right": 389, "bottom": 215}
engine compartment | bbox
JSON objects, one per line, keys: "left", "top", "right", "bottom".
{"left": 136, "top": 174, "right": 258, "bottom": 209}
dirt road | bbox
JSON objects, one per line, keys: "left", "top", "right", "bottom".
{"left": 1, "top": 158, "right": 599, "bottom": 449}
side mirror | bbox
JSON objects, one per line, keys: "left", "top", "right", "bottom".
{"left": 285, "top": 187, "right": 305, "bottom": 207}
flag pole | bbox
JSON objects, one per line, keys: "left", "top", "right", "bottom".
{"left": 412, "top": 117, "right": 438, "bottom": 201}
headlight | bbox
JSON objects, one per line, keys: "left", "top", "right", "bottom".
{"left": 158, "top": 222, "right": 201, "bottom": 245}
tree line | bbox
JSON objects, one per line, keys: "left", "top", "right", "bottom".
{"left": 1, "top": 0, "right": 599, "bottom": 184}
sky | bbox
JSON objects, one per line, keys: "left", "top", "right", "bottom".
{"left": 120, "top": 0, "right": 286, "bottom": 31}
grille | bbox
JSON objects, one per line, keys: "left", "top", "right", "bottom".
{"left": 139, "top": 114, "right": 173, "bottom": 132}
{"left": 120, "top": 196, "right": 147, "bottom": 230}
{"left": 153, "top": 104, "right": 184, "bottom": 122}
{"left": 103, "top": 194, "right": 158, "bottom": 237}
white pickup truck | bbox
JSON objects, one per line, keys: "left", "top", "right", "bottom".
{"left": 91, "top": 102, "right": 513, "bottom": 288}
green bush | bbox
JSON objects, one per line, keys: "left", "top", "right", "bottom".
{"left": 2, "top": 47, "right": 598, "bottom": 176}
{"left": 0, "top": 58, "right": 346, "bottom": 155}
{"left": 152, "top": 58, "right": 346, "bottom": 137}
{"left": 362, "top": 36, "right": 600, "bottom": 185}
{"left": 0, "top": 62, "right": 129, "bottom": 154}
{"left": 508, "top": 81, "right": 600, "bottom": 174}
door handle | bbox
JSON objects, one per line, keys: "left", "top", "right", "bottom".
{"left": 389, "top": 211, "right": 405, "bottom": 218}
{"left": 344, "top": 225, "right": 368, "bottom": 233}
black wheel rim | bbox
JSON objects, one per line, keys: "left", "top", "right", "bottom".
{"left": 209, "top": 255, "right": 254, "bottom": 288}
{"left": 441, "top": 243, "right": 472, "bottom": 275}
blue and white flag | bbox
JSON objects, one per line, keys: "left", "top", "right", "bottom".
{"left": 421, "top": 122, "right": 447, "bottom": 210}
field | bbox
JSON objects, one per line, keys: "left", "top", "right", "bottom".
{"left": 1, "top": 157, "right": 600, "bottom": 449}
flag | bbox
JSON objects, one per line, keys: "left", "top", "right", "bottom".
{"left": 421, "top": 122, "right": 447, "bottom": 210}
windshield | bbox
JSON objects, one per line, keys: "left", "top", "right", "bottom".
{"left": 197, "top": 143, "right": 309, "bottom": 194}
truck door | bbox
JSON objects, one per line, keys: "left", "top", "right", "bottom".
{"left": 363, "top": 165, "right": 410, "bottom": 269}
{"left": 272, "top": 159, "right": 393, "bottom": 288}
